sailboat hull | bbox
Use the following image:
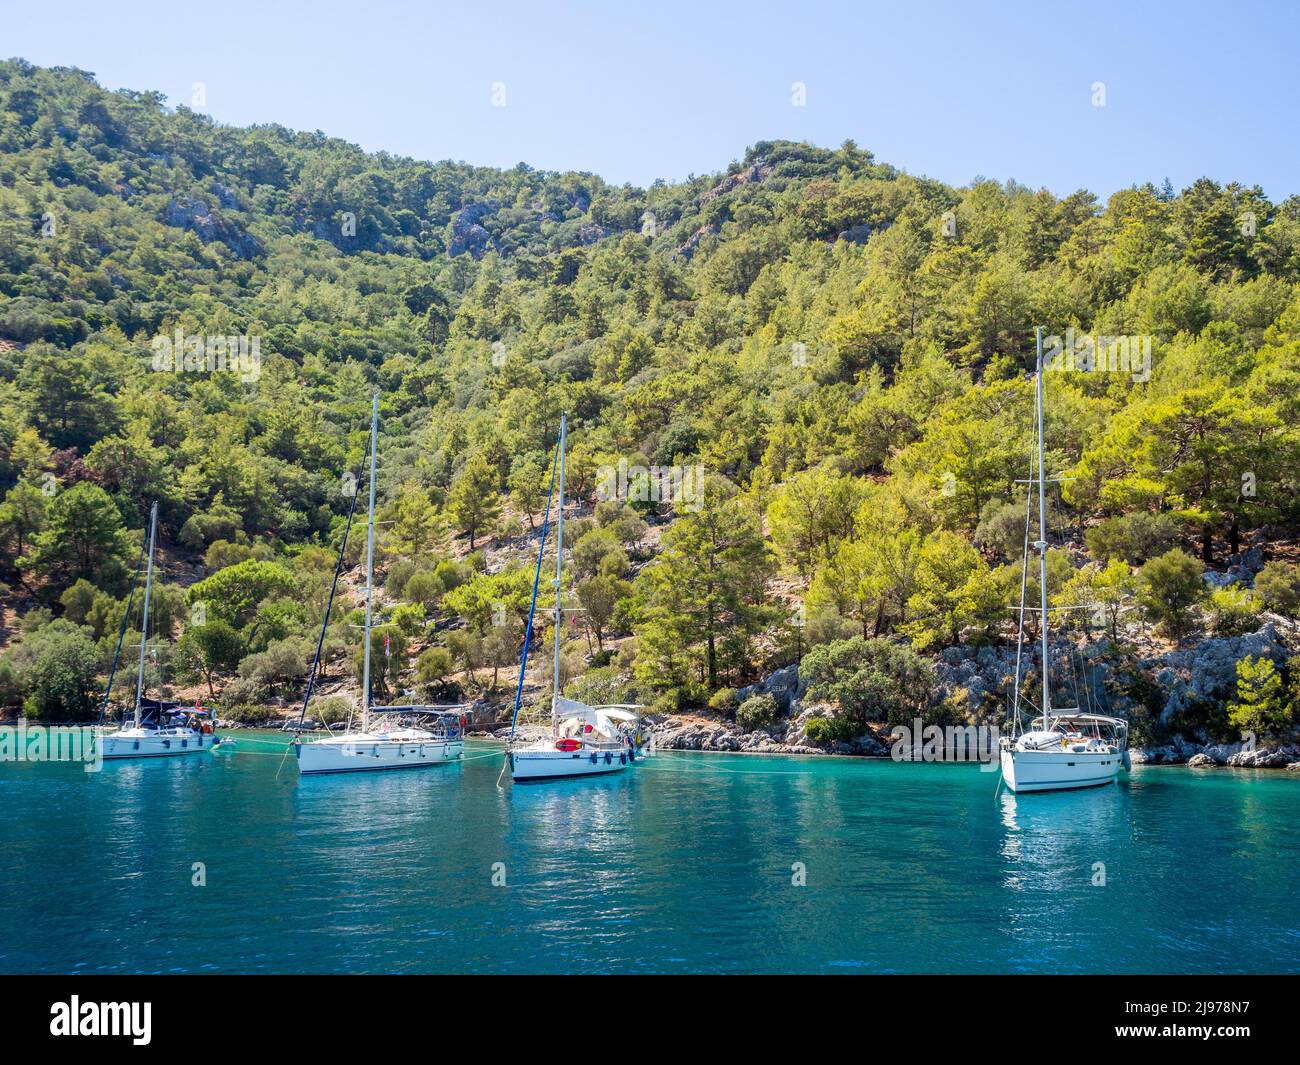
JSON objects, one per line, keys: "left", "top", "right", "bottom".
{"left": 1000, "top": 747, "right": 1123, "bottom": 793}
{"left": 100, "top": 728, "right": 213, "bottom": 760}
{"left": 510, "top": 746, "right": 632, "bottom": 781}
{"left": 295, "top": 736, "right": 464, "bottom": 774}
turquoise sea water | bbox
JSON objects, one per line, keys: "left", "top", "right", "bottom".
{"left": 1, "top": 734, "right": 1298, "bottom": 974}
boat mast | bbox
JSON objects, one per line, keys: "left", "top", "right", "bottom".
{"left": 133, "top": 501, "right": 158, "bottom": 730}
{"left": 98, "top": 532, "right": 148, "bottom": 725}
{"left": 508, "top": 429, "right": 562, "bottom": 740}
{"left": 551, "top": 412, "right": 567, "bottom": 731}
{"left": 1034, "top": 327, "right": 1051, "bottom": 729}
{"left": 1009, "top": 442, "right": 1034, "bottom": 734}
{"left": 360, "top": 391, "right": 379, "bottom": 734}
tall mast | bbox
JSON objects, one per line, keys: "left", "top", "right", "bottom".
{"left": 134, "top": 501, "right": 158, "bottom": 729}
{"left": 361, "top": 391, "right": 379, "bottom": 733}
{"left": 508, "top": 430, "right": 562, "bottom": 740}
{"left": 551, "top": 412, "right": 567, "bottom": 727}
{"left": 1009, "top": 440, "right": 1034, "bottom": 733}
{"left": 1035, "top": 327, "right": 1051, "bottom": 727}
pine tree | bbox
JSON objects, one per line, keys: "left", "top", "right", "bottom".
{"left": 1228, "top": 656, "right": 1291, "bottom": 736}
{"left": 447, "top": 453, "right": 501, "bottom": 549}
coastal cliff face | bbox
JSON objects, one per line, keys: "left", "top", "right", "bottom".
{"left": 644, "top": 618, "right": 1300, "bottom": 771}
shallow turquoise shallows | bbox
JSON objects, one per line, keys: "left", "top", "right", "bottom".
{"left": 2, "top": 735, "right": 1298, "bottom": 974}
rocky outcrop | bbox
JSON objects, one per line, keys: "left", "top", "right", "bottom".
{"left": 698, "top": 159, "right": 773, "bottom": 207}
{"left": 162, "top": 196, "right": 262, "bottom": 258}
{"left": 837, "top": 223, "right": 873, "bottom": 244}
{"left": 1228, "top": 547, "right": 1266, "bottom": 585}
{"left": 210, "top": 182, "right": 242, "bottom": 210}
{"left": 673, "top": 223, "right": 718, "bottom": 261}
{"left": 734, "top": 663, "right": 805, "bottom": 713}
{"left": 1149, "top": 623, "right": 1287, "bottom": 724}
{"left": 1130, "top": 739, "right": 1192, "bottom": 764}
{"left": 447, "top": 201, "right": 498, "bottom": 258}
{"left": 932, "top": 616, "right": 1295, "bottom": 734}
{"left": 1132, "top": 738, "right": 1300, "bottom": 768}
{"left": 650, "top": 662, "right": 891, "bottom": 756}
{"left": 936, "top": 644, "right": 1019, "bottom": 715}
{"left": 1228, "top": 743, "right": 1300, "bottom": 768}
{"left": 650, "top": 717, "right": 823, "bottom": 755}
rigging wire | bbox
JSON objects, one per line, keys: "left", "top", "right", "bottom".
{"left": 508, "top": 431, "right": 562, "bottom": 741}
{"left": 295, "top": 469, "right": 363, "bottom": 731}
{"left": 97, "top": 526, "right": 149, "bottom": 725}
{"left": 1009, "top": 409, "right": 1036, "bottom": 738}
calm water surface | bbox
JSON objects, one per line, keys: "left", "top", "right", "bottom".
{"left": 1, "top": 734, "right": 1297, "bottom": 973}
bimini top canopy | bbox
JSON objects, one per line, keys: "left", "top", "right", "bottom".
{"left": 555, "top": 697, "right": 639, "bottom": 723}
{"left": 554, "top": 697, "right": 640, "bottom": 739}
{"left": 370, "top": 704, "right": 469, "bottom": 718}
{"left": 140, "top": 698, "right": 210, "bottom": 718}
{"left": 1032, "top": 712, "right": 1127, "bottom": 729}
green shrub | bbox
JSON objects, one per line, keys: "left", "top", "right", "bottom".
{"left": 178, "top": 502, "right": 242, "bottom": 549}
{"left": 384, "top": 559, "right": 419, "bottom": 599}
{"left": 973, "top": 500, "right": 1027, "bottom": 563}
{"left": 204, "top": 539, "right": 251, "bottom": 572}
{"left": 1136, "top": 548, "right": 1205, "bottom": 639}
{"left": 803, "top": 715, "right": 857, "bottom": 744}
{"left": 649, "top": 691, "right": 684, "bottom": 716}
{"left": 803, "top": 716, "right": 834, "bottom": 744}
{"left": 801, "top": 636, "right": 934, "bottom": 728}
{"left": 236, "top": 635, "right": 313, "bottom": 697}
{"left": 736, "top": 693, "right": 777, "bottom": 730}
{"left": 60, "top": 579, "right": 98, "bottom": 626}
{"left": 390, "top": 602, "right": 426, "bottom": 636}
{"left": 220, "top": 702, "right": 272, "bottom": 725}
{"left": 404, "top": 569, "right": 445, "bottom": 610}
{"left": 307, "top": 696, "right": 352, "bottom": 727}
{"left": 708, "top": 687, "right": 740, "bottom": 714}
{"left": 416, "top": 646, "right": 454, "bottom": 684}
{"left": 1085, "top": 512, "right": 1179, "bottom": 565}
{"left": 0, "top": 656, "right": 27, "bottom": 710}
{"left": 1208, "top": 585, "right": 1260, "bottom": 636}
{"left": 1253, "top": 561, "right": 1300, "bottom": 616}
{"left": 20, "top": 622, "right": 100, "bottom": 721}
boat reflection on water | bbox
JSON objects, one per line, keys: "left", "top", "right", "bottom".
{"left": 506, "top": 764, "right": 636, "bottom": 851}
{"left": 995, "top": 774, "right": 1139, "bottom": 956}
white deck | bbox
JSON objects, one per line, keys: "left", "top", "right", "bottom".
{"left": 100, "top": 727, "right": 213, "bottom": 760}
{"left": 295, "top": 731, "right": 464, "bottom": 774}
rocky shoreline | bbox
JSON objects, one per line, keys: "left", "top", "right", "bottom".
{"left": 141, "top": 712, "right": 1300, "bottom": 771}
{"left": 643, "top": 715, "right": 1300, "bottom": 770}
{"left": 193, "top": 613, "right": 1300, "bottom": 774}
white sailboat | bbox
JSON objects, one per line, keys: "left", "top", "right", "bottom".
{"left": 508, "top": 413, "right": 644, "bottom": 782}
{"left": 100, "top": 501, "right": 216, "bottom": 760}
{"left": 294, "top": 392, "right": 465, "bottom": 775}
{"left": 999, "top": 329, "right": 1129, "bottom": 793}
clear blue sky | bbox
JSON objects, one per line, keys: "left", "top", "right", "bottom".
{"left": 6, "top": 0, "right": 1298, "bottom": 199}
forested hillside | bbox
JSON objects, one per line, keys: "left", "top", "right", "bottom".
{"left": 3, "top": 59, "right": 1300, "bottom": 745}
